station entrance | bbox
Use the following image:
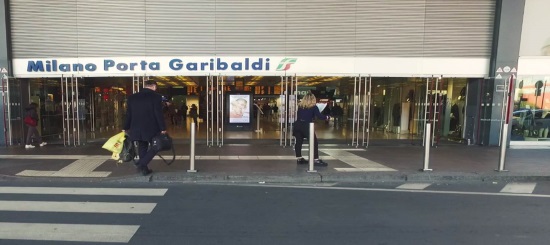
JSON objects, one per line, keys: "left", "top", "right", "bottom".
{"left": 2, "top": 75, "right": 474, "bottom": 147}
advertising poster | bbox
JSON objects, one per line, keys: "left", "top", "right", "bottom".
{"left": 288, "top": 95, "right": 296, "bottom": 122}
{"left": 229, "top": 94, "right": 251, "bottom": 123}
{"left": 520, "top": 0, "right": 550, "bottom": 56}
{"left": 279, "top": 95, "right": 286, "bottom": 123}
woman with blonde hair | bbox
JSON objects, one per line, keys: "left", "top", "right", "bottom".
{"left": 293, "top": 92, "right": 329, "bottom": 166}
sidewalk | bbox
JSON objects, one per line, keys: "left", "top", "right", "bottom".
{"left": 1, "top": 141, "right": 549, "bottom": 183}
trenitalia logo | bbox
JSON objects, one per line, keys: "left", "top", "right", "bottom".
{"left": 276, "top": 58, "right": 297, "bottom": 71}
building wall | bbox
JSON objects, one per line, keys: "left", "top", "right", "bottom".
{"left": 10, "top": 0, "right": 495, "bottom": 58}
{"left": 7, "top": 0, "right": 497, "bottom": 78}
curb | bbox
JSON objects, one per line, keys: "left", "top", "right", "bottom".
{"left": 2, "top": 172, "right": 550, "bottom": 184}
{"left": 150, "top": 172, "right": 323, "bottom": 183}
{"left": 143, "top": 171, "right": 550, "bottom": 184}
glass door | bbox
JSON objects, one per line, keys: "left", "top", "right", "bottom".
{"left": 2, "top": 76, "right": 24, "bottom": 145}
{"left": 206, "top": 75, "right": 225, "bottom": 147}
{"left": 279, "top": 75, "right": 298, "bottom": 147}
{"left": 349, "top": 76, "right": 371, "bottom": 147}
{"left": 60, "top": 76, "right": 87, "bottom": 146}
{"left": 6, "top": 77, "right": 23, "bottom": 145}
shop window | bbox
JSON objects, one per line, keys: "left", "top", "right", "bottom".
{"left": 512, "top": 76, "right": 550, "bottom": 141}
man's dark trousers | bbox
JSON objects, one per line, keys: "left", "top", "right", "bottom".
{"left": 136, "top": 140, "right": 159, "bottom": 168}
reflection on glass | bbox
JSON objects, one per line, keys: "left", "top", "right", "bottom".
{"left": 512, "top": 76, "right": 550, "bottom": 141}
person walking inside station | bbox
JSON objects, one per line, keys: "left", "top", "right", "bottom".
{"left": 181, "top": 103, "right": 188, "bottom": 122}
{"left": 123, "top": 80, "right": 167, "bottom": 176}
{"left": 24, "top": 102, "right": 46, "bottom": 148}
{"left": 189, "top": 104, "right": 198, "bottom": 125}
{"left": 293, "top": 92, "right": 329, "bottom": 166}
{"left": 331, "top": 103, "right": 344, "bottom": 128}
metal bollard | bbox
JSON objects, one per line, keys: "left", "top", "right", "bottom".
{"left": 187, "top": 122, "right": 197, "bottom": 173}
{"left": 496, "top": 123, "right": 509, "bottom": 172}
{"left": 307, "top": 122, "right": 317, "bottom": 173}
{"left": 422, "top": 123, "right": 433, "bottom": 171}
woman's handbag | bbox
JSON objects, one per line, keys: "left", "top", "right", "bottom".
{"left": 24, "top": 116, "right": 37, "bottom": 127}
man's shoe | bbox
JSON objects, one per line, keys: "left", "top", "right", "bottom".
{"left": 314, "top": 159, "right": 328, "bottom": 167}
{"left": 25, "top": 145, "right": 35, "bottom": 149}
{"left": 39, "top": 142, "right": 47, "bottom": 147}
{"left": 296, "top": 158, "right": 308, "bottom": 165}
{"left": 140, "top": 167, "right": 153, "bottom": 176}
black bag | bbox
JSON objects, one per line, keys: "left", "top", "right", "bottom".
{"left": 120, "top": 135, "right": 136, "bottom": 162}
{"left": 151, "top": 133, "right": 172, "bottom": 152}
{"left": 151, "top": 133, "right": 175, "bottom": 165}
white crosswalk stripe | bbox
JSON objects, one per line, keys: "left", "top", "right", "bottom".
{"left": 500, "top": 183, "right": 537, "bottom": 194}
{"left": 396, "top": 183, "right": 432, "bottom": 190}
{"left": 0, "top": 186, "right": 168, "bottom": 243}
{"left": 0, "top": 223, "right": 140, "bottom": 243}
{"left": 0, "top": 187, "right": 167, "bottom": 196}
{"left": 320, "top": 149, "right": 397, "bottom": 172}
{"left": 0, "top": 201, "right": 157, "bottom": 214}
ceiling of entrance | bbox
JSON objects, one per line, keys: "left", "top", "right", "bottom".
{"left": 153, "top": 76, "right": 353, "bottom": 87}
{"left": 152, "top": 76, "right": 454, "bottom": 87}
{"left": 26, "top": 76, "right": 467, "bottom": 89}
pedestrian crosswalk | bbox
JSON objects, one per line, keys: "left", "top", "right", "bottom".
{"left": 499, "top": 182, "right": 537, "bottom": 194}
{"left": 395, "top": 182, "right": 542, "bottom": 195}
{"left": 0, "top": 186, "right": 168, "bottom": 243}
{"left": 395, "top": 183, "right": 432, "bottom": 190}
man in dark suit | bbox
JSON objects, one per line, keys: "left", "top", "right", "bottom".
{"left": 123, "top": 80, "right": 167, "bottom": 175}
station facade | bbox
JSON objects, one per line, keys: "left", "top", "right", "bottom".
{"left": 0, "top": 0, "right": 541, "bottom": 148}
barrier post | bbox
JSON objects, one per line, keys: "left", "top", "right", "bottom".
{"left": 497, "top": 123, "right": 509, "bottom": 172}
{"left": 187, "top": 122, "right": 197, "bottom": 173}
{"left": 422, "top": 123, "right": 433, "bottom": 171}
{"left": 307, "top": 122, "right": 317, "bottom": 173}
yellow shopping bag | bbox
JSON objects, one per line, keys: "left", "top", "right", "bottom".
{"left": 102, "top": 132, "right": 126, "bottom": 161}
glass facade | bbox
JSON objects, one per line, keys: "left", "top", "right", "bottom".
{"left": 512, "top": 76, "right": 550, "bottom": 142}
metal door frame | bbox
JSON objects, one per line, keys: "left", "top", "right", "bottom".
{"left": 216, "top": 75, "right": 225, "bottom": 147}
{"left": 2, "top": 75, "right": 11, "bottom": 145}
{"left": 89, "top": 89, "right": 96, "bottom": 136}
{"left": 279, "top": 76, "right": 286, "bottom": 146}
{"left": 61, "top": 75, "right": 83, "bottom": 146}
{"left": 421, "top": 76, "right": 443, "bottom": 147}
{"left": 280, "top": 75, "right": 298, "bottom": 147}
{"left": 206, "top": 75, "right": 213, "bottom": 146}
{"left": 498, "top": 76, "right": 512, "bottom": 146}
{"left": 350, "top": 75, "right": 371, "bottom": 148}
{"left": 132, "top": 74, "right": 146, "bottom": 94}
{"left": 206, "top": 75, "right": 224, "bottom": 147}
{"left": 422, "top": 77, "right": 431, "bottom": 147}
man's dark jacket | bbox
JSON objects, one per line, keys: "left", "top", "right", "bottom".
{"left": 123, "top": 88, "right": 166, "bottom": 141}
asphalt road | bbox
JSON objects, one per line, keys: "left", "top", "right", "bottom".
{"left": 1, "top": 181, "right": 550, "bottom": 245}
